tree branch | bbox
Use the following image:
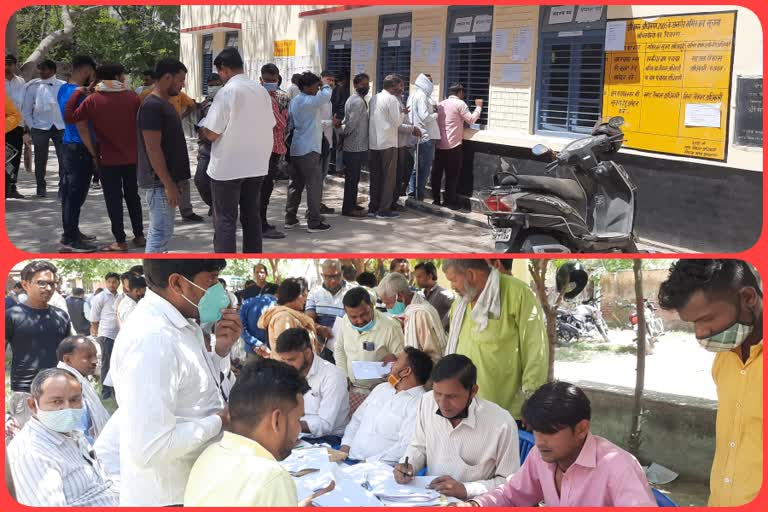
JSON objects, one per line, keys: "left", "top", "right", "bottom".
{"left": 22, "top": 5, "right": 104, "bottom": 68}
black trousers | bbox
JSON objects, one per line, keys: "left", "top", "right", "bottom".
{"left": 5, "top": 126, "right": 23, "bottom": 191}
{"left": 211, "top": 176, "right": 264, "bottom": 253}
{"left": 99, "top": 164, "right": 144, "bottom": 243}
{"left": 98, "top": 336, "right": 115, "bottom": 400}
{"left": 342, "top": 151, "right": 366, "bottom": 214}
{"left": 194, "top": 146, "right": 212, "bottom": 207}
{"left": 260, "top": 152, "right": 282, "bottom": 229}
{"left": 432, "top": 145, "right": 463, "bottom": 205}
{"left": 60, "top": 144, "right": 93, "bottom": 244}
{"left": 30, "top": 127, "right": 64, "bottom": 193}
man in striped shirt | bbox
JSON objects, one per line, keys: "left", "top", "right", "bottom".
{"left": 259, "top": 63, "right": 289, "bottom": 240}
{"left": 8, "top": 368, "right": 118, "bottom": 506}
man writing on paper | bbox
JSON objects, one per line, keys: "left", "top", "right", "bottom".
{"left": 273, "top": 328, "right": 349, "bottom": 446}
{"left": 395, "top": 355, "right": 520, "bottom": 500}
{"left": 340, "top": 347, "right": 433, "bottom": 463}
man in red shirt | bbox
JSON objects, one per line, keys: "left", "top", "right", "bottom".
{"left": 259, "top": 63, "right": 289, "bottom": 240}
{"left": 64, "top": 63, "right": 145, "bottom": 252}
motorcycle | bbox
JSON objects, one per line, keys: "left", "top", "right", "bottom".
{"left": 556, "top": 307, "right": 583, "bottom": 345}
{"left": 629, "top": 298, "right": 665, "bottom": 340}
{"left": 481, "top": 116, "right": 639, "bottom": 253}
{"left": 573, "top": 295, "right": 611, "bottom": 343}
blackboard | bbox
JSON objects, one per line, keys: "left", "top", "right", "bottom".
{"left": 735, "top": 76, "right": 763, "bottom": 147}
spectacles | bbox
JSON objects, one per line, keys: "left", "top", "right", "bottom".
{"left": 323, "top": 273, "right": 342, "bottom": 280}
{"left": 33, "top": 280, "right": 56, "bottom": 289}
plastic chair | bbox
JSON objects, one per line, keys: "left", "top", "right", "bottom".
{"left": 652, "top": 488, "right": 677, "bottom": 507}
{"left": 518, "top": 430, "right": 535, "bottom": 464}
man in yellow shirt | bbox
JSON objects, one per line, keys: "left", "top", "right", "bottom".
{"left": 184, "top": 359, "right": 308, "bottom": 506}
{"left": 659, "top": 259, "right": 762, "bottom": 507}
{"left": 139, "top": 85, "right": 203, "bottom": 222}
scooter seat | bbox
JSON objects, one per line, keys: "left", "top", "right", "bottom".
{"left": 515, "top": 175, "right": 585, "bottom": 204}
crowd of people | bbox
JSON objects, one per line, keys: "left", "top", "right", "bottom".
{"left": 5, "top": 47, "right": 486, "bottom": 254}
{"left": 3, "top": 258, "right": 762, "bottom": 507}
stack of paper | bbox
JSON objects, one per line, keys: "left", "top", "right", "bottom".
{"left": 352, "top": 361, "right": 392, "bottom": 380}
{"left": 282, "top": 447, "right": 337, "bottom": 503}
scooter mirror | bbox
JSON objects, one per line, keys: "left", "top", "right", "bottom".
{"left": 532, "top": 144, "right": 551, "bottom": 156}
{"left": 608, "top": 116, "right": 625, "bottom": 128}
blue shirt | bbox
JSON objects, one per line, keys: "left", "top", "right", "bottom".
{"left": 288, "top": 85, "right": 332, "bottom": 157}
{"left": 57, "top": 83, "right": 95, "bottom": 145}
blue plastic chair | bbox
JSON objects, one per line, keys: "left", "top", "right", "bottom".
{"left": 652, "top": 488, "right": 677, "bottom": 507}
{"left": 518, "top": 430, "right": 535, "bottom": 464}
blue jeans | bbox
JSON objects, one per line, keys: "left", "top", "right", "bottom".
{"left": 408, "top": 140, "right": 435, "bottom": 200}
{"left": 144, "top": 186, "right": 176, "bottom": 253}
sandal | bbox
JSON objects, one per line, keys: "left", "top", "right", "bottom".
{"left": 100, "top": 242, "right": 129, "bottom": 252}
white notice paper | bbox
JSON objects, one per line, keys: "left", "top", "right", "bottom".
{"left": 426, "top": 36, "right": 441, "bottom": 66}
{"left": 685, "top": 103, "right": 722, "bottom": 128}
{"left": 331, "top": 29, "right": 343, "bottom": 42}
{"left": 575, "top": 5, "right": 603, "bottom": 23}
{"left": 549, "top": 5, "right": 575, "bottom": 24}
{"left": 383, "top": 24, "right": 398, "bottom": 39}
{"left": 501, "top": 63, "right": 524, "bottom": 83}
{"left": 473, "top": 14, "right": 493, "bottom": 33}
{"left": 355, "top": 63, "right": 367, "bottom": 75}
{"left": 342, "top": 26, "right": 352, "bottom": 41}
{"left": 459, "top": 35, "right": 476, "bottom": 44}
{"left": 388, "top": 39, "right": 401, "bottom": 47}
{"left": 454, "top": 16, "right": 473, "bottom": 33}
{"left": 334, "top": 44, "right": 345, "bottom": 50}
{"left": 512, "top": 26, "right": 533, "bottom": 61}
{"left": 413, "top": 38, "right": 423, "bottom": 59}
{"left": 398, "top": 22, "right": 412, "bottom": 39}
{"left": 352, "top": 361, "right": 392, "bottom": 380}
{"left": 493, "top": 29, "right": 509, "bottom": 54}
{"left": 605, "top": 20, "right": 627, "bottom": 51}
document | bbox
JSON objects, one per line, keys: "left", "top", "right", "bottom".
{"left": 352, "top": 361, "right": 392, "bottom": 380}
{"left": 493, "top": 29, "right": 509, "bottom": 54}
{"left": 605, "top": 21, "right": 627, "bottom": 51}
{"left": 685, "top": 103, "right": 722, "bottom": 128}
{"left": 502, "top": 64, "right": 523, "bottom": 83}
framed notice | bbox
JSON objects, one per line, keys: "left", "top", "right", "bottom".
{"left": 601, "top": 11, "right": 737, "bottom": 162}
{"left": 734, "top": 76, "right": 763, "bottom": 147}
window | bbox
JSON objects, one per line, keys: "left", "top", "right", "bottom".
{"left": 377, "top": 13, "right": 412, "bottom": 99}
{"left": 535, "top": 6, "right": 607, "bottom": 134}
{"left": 225, "top": 31, "right": 240, "bottom": 49}
{"left": 444, "top": 6, "right": 494, "bottom": 127}
{"left": 326, "top": 20, "right": 352, "bottom": 83}
{"left": 201, "top": 34, "right": 213, "bottom": 96}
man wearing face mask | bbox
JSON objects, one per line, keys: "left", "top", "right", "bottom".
{"left": 194, "top": 73, "right": 223, "bottom": 214}
{"left": 8, "top": 368, "right": 118, "bottom": 506}
{"left": 407, "top": 73, "right": 440, "bottom": 201}
{"left": 395, "top": 355, "right": 520, "bottom": 500}
{"left": 335, "top": 287, "right": 405, "bottom": 413}
{"left": 377, "top": 271, "right": 446, "bottom": 361}
{"left": 444, "top": 259, "right": 547, "bottom": 422}
{"left": 335, "top": 72, "right": 371, "bottom": 217}
{"left": 110, "top": 259, "right": 242, "bottom": 506}
{"left": 117, "top": 274, "right": 146, "bottom": 326}
{"left": 658, "top": 259, "right": 763, "bottom": 507}
{"left": 273, "top": 328, "right": 349, "bottom": 445}
{"left": 340, "top": 347, "right": 432, "bottom": 463}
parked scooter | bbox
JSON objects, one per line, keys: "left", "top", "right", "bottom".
{"left": 620, "top": 298, "right": 665, "bottom": 353}
{"left": 482, "top": 116, "right": 639, "bottom": 253}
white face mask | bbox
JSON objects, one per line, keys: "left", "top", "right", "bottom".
{"left": 35, "top": 400, "right": 84, "bottom": 433}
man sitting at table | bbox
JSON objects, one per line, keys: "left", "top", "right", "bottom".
{"left": 340, "top": 347, "right": 433, "bottom": 463}
{"left": 273, "top": 328, "right": 349, "bottom": 446}
{"left": 455, "top": 381, "right": 656, "bottom": 507}
{"left": 394, "top": 354, "right": 520, "bottom": 500}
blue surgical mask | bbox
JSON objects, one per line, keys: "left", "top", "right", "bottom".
{"left": 351, "top": 318, "right": 375, "bottom": 333}
{"left": 387, "top": 301, "right": 406, "bottom": 316}
{"left": 35, "top": 401, "right": 84, "bottom": 433}
{"left": 181, "top": 278, "right": 230, "bottom": 324}
{"left": 263, "top": 82, "right": 278, "bottom": 92}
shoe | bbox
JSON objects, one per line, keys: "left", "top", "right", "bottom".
{"left": 6, "top": 188, "right": 24, "bottom": 199}
{"left": 133, "top": 236, "right": 147, "bottom": 248}
{"left": 78, "top": 232, "right": 97, "bottom": 242}
{"left": 182, "top": 213, "right": 204, "bottom": 223}
{"left": 433, "top": 199, "right": 442, "bottom": 206}
{"left": 36, "top": 190, "right": 46, "bottom": 198}
{"left": 319, "top": 204, "right": 336, "bottom": 214}
{"left": 367, "top": 210, "right": 378, "bottom": 218}
{"left": 101, "top": 241, "right": 129, "bottom": 252}
{"left": 285, "top": 218, "right": 300, "bottom": 229}
{"left": 342, "top": 209, "right": 368, "bottom": 218}
{"left": 264, "top": 223, "right": 276, "bottom": 231}
{"left": 307, "top": 222, "right": 331, "bottom": 233}
{"left": 262, "top": 227, "right": 286, "bottom": 239}
{"left": 352, "top": 205, "right": 365, "bottom": 212}
{"left": 376, "top": 211, "right": 400, "bottom": 219}
{"left": 392, "top": 203, "right": 405, "bottom": 212}
{"left": 448, "top": 203, "right": 471, "bottom": 213}
{"left": 59, "top": 240, "right": 97, "bottom": 253}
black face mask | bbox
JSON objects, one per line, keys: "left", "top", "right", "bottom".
{"left": 356, "top": 86, "right": 370, "bottom": 97}
{"left": 436, "top": 396, "right": 473, "bottom": 421}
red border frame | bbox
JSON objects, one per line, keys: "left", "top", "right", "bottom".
{"left": 1, "top": 1, "right": 767, "bottom": 511}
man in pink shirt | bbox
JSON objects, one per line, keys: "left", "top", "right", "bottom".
{"left": 456, "top": 382, "right": 657, "bottom": 507}
{"left": 433, "top": 84, "right": 482, "bottom": 212}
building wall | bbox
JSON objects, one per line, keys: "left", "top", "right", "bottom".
{"left": 351, "top": 16, "right": 379, "bottom": 95}
{"left": 410, "top": 7, "right": 449, "bottom": 102}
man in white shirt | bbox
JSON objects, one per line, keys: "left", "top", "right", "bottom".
{"left": 306, "top": 259, "right": 352, "bottom": 350}
{"left": 395, "top": 354, "right": 520, "bottom": 500}
{"left": 90, "top": 272, "right": 121, "bottom": 400}
{"left": 340, "top": 347, "right": 433, "bottom": 463}
{"left": 199, "top": 47, "right": 275, "bottom": 253}
{"left": 273, "top": 327, "right": 349, "bottom": 445}
{"left": 8, "top": 368, "right": 118, "bottom": 506}
{"left": 21, "top": 59, "right": 66, "bottom": 198}
{"left": 93, "top": 408, "right": 122, "bottom": 492}
{"left": 407, "top": 73, "right": 441, "bottom": 201}
{"left": 367, "top": 74, "right": 420, "bottom": 219}
{"left": 117, "top": 274, "right": 146, "bottom": 326}
{"left": 110, "top": 259, "right": 241, "bottom": 506}
{"left": 5, "top": 53, "right": 26, "bottom": 199}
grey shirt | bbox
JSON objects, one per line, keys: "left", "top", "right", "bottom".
{"left": 342, "top": 93, "right": 369, "bottom": 153}
{"left": 423, "top": 284, "right": 455, "bottom": 328}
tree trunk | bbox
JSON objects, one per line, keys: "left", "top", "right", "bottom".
{"left": 629, "top": 259, "right": 647, "bottom": 457}
{"left": 528, "top": 260, "right": 566, "bottom": 382}
{"left": 5, "top": 13, "right": 18, "bottom": 58}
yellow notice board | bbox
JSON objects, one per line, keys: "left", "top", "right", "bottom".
{"left": 274, "top": 40, "right": 296, "bottom": 57}
{"left": 601, "top": 11, "right": 736, "bottom": 161}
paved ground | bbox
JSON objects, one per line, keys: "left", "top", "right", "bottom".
{"left": 5, "top": 149, "right": 490, "bottom": 254}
